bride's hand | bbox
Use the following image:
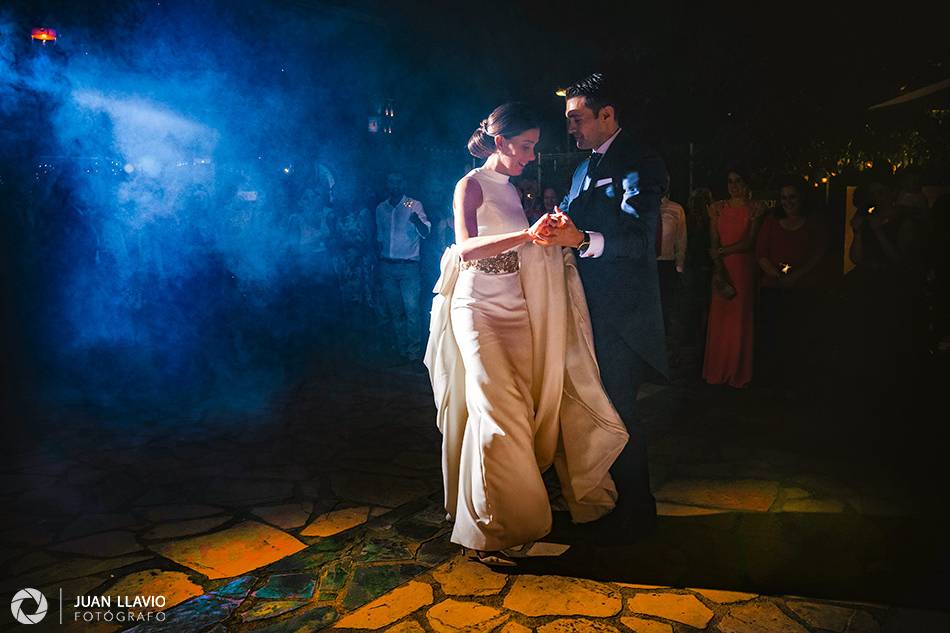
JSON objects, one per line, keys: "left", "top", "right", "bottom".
{"left": 533, "top": 209, "right": 583, "bottom": 247}
{"left": 527, "top": 212, "right": 557, "bottom": 240}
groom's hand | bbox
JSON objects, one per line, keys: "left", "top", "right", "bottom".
{"left": 533, "top": 209, "right": 584, "bottom": 247}
{"left": 527, "top": 212, "right": 558, "bottom": 240}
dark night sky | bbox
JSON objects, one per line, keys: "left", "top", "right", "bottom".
{"left": 375, "top": 1, "right": 946, "bottom": 135}
{"left": 16, "top": 1, "right": 947, "bottom": 114}
{"left": 8, "top": 0, "right": 947, "bottom": 173}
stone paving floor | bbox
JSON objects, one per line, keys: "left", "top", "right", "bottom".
{"left": 2, "top": 361, "right": 949, "bottom": 632}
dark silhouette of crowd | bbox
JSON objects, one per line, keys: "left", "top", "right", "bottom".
{"left": 661, "top": 166, "right": 944, "bottom": 406}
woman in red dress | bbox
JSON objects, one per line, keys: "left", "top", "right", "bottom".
{"left": 703, "top": 168, "right": 765, "bottom": 388}
{"left": 755, "top": 178, "right": 828, "bottom": 389}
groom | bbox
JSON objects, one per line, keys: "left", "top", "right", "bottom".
{"left": 537, "top": 73, "right": 668, "bottom": 544}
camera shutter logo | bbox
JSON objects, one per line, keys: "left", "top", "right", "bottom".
{"left": 11, "top": 588, "right": 48, "bottom": 624}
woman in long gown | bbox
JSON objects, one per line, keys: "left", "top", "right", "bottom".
{"left": 703, "top": 168, "right": 765, "bottom": 388}
{"left": 425, "top": 103, "right": 629, "bottom": 564}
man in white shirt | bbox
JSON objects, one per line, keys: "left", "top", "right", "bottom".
{"left": 375, "top": 172, "right": 430, "bottom": 360}
{"left": 657, "top": 177, "right": 687, "bottom": 360}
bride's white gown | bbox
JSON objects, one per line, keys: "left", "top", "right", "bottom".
{"left": 426, "top": 166, "right": 629, "bottom": 551}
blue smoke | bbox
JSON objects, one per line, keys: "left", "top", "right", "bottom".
{"left": 0, "top": 2, "right": 389, "bottom": 421}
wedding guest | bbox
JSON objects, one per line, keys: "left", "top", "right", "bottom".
{"left": 682, "top": 187, "right": 714, "bottom": 362}
{"left": 755, "top": 177, "right": 828, "bottom": 389}
{"left": 848, "top": 177, "right": 928, "bottom": 391}
{"left": 376, "top": 171, "right": 430, "bottom": 360}
{"left": 517, "top": 178, "right": 544, "bottom": 224}
{"left": 657, "top": 176, "right": 687, "bottom": 365}
{"left": 703, "top": 167, "right": 765, "bottom": 388}
{"left": 542, "top": 186, "right": 560, "bottom": 215}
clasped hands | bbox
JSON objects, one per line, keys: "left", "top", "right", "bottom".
{"left": 527, "top": 207, "right": 584, "bottom": 248}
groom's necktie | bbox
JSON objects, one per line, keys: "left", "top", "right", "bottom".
{"left": 588, "top": 151, "right": 603, "bottom": 176}
{"left": 583, "top": 151, "right": 602, "bottom": 191}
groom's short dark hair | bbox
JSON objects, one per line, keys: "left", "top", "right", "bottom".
{"left": 565, "top": 73, "right": 622, "bottom": 124}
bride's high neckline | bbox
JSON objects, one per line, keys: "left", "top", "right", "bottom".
{"left": 478, "top": 166, "right": 510, "bottom": 183}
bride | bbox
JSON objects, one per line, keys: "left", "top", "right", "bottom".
{"left": 425, "top": 102, "right": 629, "bottom": 565}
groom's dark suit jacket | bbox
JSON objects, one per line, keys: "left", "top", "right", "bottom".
{"left": 564, "top": 129, "right": 669, "bottom": 379}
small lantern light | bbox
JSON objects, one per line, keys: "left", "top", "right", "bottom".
{"left": 31, "top": 27, "right": 57, "bottom": 44}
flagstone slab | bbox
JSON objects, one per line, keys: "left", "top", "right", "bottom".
{"left": 718, "top": 601, "right": 809, "bottom": 633}
{"left": 503, "top": 575, "right": 622, "bottom": 617}
{"left": 253, "top": 573, "right": 316, "bottom": 600}
{"left": 239, "top": 600, "right": 310, "bottom": 622}
{"left": 41, "top": 575, "right": 109, "bottom": 604}
{"left": 301, "top": 506, "right": 371, "bottom": 537}
{"left": 413, "top": 504, "right": 451, "bottom": 526}
{"left": 619, "top": 616, "right": 673, "bottom": 633}
{"left": 356, "top": 530, "right": 419, "bottom": 562}
{"left": 417, "top": 534, "right": 459, "bottom": 565}
{"left": 210, "top": 575, "right": 257, "bottom": 599}
{"left": 654, "top": 479, "right": 779, "bottom": 512}
{"left": 198, "top": 479, "right": 294, "bottom": 505}
{"left": 133, "top": 487, "right": 179, "bottom": 507}
{"left": 432, "top": 556, "right": 508, "bottom": 596}
{"left": 427, "top": 599, "right": 509, "bottom": 633}
{"left": 656, "top": 502, "right": 727, "bottom": 517}
{"left": 0, "top": 523, "right": 59, "bottom": 547}
{"left": 241, "top": 604, "right": 338, "bottom": 632}
{"left": 60, "top": 514, "right": 144, "bottom": 540}
{"left": 691, "top": 588, "right": 758, "bottom": 603}
{"left": 151, "top": 521, "right": 306, "bottom": 579}
{"left": 342, "top": 564, "right": 428, "bottom": 610}
{"left": 252, "top": 502, "right": 314, "bottom": 529}
{"left": 846, "top": 609, "right": 881, "bottom": 632}
{"left": 499, "top": 623, "right": 532, "bottom": 633}
{"left": 614, "top": 583, "right": 664, "bottom": 590}
{"left": 386, "top": 621, "right": 426, "bottom": 633}
{"left": 125, "top": 595, "right": 242, "bottom": 633}
{"left": 3, "top": 555, "right": 154, "bottom": 590}
{"left": 50, "top": 531, "right": 143, "bottom": 557}
{"left": 393, "top": 516, "right": 443, "bottom": 540}
{"left": 6, "top": 551, "right": 60, "bottom": 576}
{"left": 143, "top": 516, "right": 232, "bottom": 540}
{"left": 781, "top": 487, "right": 811, "bottom": 500}
{"left": 780, "top": 499, "right": 845, "bottom": 514}
{"left": 105, "top": 569, "right": 204, "bottom": 612}
{"left": 334, "top": 581, "right": 434, "bottom": 629}
{"left": 785, "top": 600, "right": 856, "bottom": 632}
{"left": 318, "top": 562, "right": 350, "bottom": 601}
{"left": 140, "top": 505, "right": 225, "bottom": 522}
{"left": 332, "top": 472, "right": 437, "bottom": 508}
{"left": 537, "top": 618, "right": 622, "bottom": 633}
{"left": 267, "top": 536, "right": 355, "bottom": 574}
{"left": 627, "top": 593, "right": 713, "bottom": 629}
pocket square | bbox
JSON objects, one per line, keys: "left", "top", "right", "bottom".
{"left": 595, "top": 177, "right": 612, "bottom": 188}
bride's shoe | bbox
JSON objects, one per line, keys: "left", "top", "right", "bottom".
{"left": 469, "top": 549, "right": 517, "bottom": 567}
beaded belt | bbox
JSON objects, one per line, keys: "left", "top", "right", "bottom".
{"left": 459, "top": 250, "right": 519, "bottom": 274}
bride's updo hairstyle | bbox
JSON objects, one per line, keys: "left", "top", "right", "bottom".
{"left": 467, "top": 102, "right": 540, "bottom": 159}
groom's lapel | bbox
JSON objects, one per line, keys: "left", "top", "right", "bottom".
{"left": 574, "top": 151, "right": 608, "bottom": 216}
{"left": 567, "top": 157, "right": 590, "bottom": 216}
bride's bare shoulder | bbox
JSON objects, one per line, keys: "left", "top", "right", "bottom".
{"left": 454, "top": 175, "right": 483, "bottom": 208}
